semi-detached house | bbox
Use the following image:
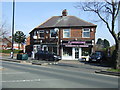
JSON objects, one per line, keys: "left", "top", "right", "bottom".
{"left": 29, "top": 9, "right": 97, "bottom": 60}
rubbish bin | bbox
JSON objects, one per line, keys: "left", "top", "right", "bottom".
{"left": 17, "top": 53, "right": 28, "bottom": 60}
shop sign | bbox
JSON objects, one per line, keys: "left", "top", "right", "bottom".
{"left": 65, "top": 45, "right": 89, "bottom": 47}
{"left": 68, "top": 41, "right": 86, "bottom": 44}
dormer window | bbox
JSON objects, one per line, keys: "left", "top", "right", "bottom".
{"left": 82, "top": 28, "right": 90, "bottom": 38}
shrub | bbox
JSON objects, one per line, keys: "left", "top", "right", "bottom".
{"left": 0, "top": 49, "right": 23, "bottom": 53}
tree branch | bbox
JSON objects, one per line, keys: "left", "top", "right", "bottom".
{"left": 115, "top": 1, "right": 120, "bottom": 19}
{"left": 97, "top": 12, "right": 112, "bottom": 33}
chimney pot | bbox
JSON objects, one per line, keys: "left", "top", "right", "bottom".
{"left": 62, "top": 9, "right": 67, "bottom": 16}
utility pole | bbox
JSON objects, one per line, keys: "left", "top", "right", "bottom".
{"left": 11, "top": 0, "right": 15, "bottom": 58}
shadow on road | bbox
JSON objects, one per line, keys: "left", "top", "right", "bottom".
{"left": 79, "top": 60, "right": 112, "bottom": 68}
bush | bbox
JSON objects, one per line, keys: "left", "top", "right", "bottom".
{"left": 0, "top": 49, "right": 23, "bottom": 53}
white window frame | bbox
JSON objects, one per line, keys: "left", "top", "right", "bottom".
{"left": 82, "top": 28, "right": 90, "bottom": 38}
{"left": 63, "top": 29, "right": 71, "bottom": 38}
{"left": 39, "top": 30, "right": 44, "bottom": 39}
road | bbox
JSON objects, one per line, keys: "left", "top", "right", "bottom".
{"left": 1, "top": 60, "right": 119, "bottom": 88}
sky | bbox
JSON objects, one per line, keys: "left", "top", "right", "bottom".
{"left": 2, "top": 1, "right": 119, "bottom": 46}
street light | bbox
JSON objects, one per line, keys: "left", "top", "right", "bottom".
{"left": 11, "top": 0, "right": 15, "bottom": 58}
{"left": 54, "top": 28, "right": 59, "bottom": 55}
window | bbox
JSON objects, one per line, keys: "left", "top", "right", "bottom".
{"left": 63, "top": 47, "right": 72, "bottom": 56}
{"left": 81, "top": 47, "right": 91, "bottom": 56}
{"left": 34, "top": 31, "right": 37, "bottom": 36}
{"left": 63, "top": 29, "right": 70, "bottom": 38}
{"left": 39, "top": 30, "right": 44, "bottom": 38}
{"left": 50, "top": 29, "right": 57, "bottom": 38}
{"left": 82, "top": 28, "right": 90, "bottom": 38}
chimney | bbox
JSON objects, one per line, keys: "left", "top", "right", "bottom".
{"left": 62, "top": 9, "right": 67, "bottom": 16}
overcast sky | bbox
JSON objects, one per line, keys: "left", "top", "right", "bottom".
{"left": 2, "top": 1, "right": 119, "bottom": 46}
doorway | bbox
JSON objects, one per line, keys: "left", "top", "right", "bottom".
{"left": 75, "top": 48, "right": 79, "bottom": 59}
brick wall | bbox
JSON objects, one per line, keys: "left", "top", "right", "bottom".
{"left": 30, "top": 27, "right": 96, "bottom": 45}
{"left": 60, "top": 27, "right": 95, "bottom": 41}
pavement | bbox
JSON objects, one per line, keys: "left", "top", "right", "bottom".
{"left": 0, "top": 56, "right": 119, "bottom": 76}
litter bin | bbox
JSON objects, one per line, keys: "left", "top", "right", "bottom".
{"left": 17, "top": 53, "right": 28, "bottom": 60}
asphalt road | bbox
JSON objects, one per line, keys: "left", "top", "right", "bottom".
{"left": 1, "top": 61, "right": 119, "bottom": 88}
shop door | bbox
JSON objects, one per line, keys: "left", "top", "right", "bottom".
{"left": 75, "top": 48, "right": 79, "bottom": 59}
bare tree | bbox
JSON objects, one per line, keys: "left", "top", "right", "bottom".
{"left": 75, "top": 0, "right": 120, "bottom": 69}
{"left": 0, "top": 21, "right": 9, "bottom": 37}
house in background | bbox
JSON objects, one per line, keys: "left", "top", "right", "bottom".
{"left": 29, "top": 9, "right": 97, "bottom": 60}
{"left": 0, "top": 36, "right": 12, "bottom": 50}
{"left": 0, "top": 36, "right": 24, "bottom": 50}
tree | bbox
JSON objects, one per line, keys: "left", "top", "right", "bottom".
{"left": 13, "top": 31, "right": 26, "bottom": 50}
{"left": 75, "top": 0, "right": 120, "bottom": 69}
{"left": 0, "top": 21, "right": 9, "bottom": 37}
{"left": 96, "top": 38, "right": 103, "bottom": 45}
{"left": 96, "top": 38, "right": 110, "bottom": 50}
{"left": 103, "top": 39, "right": 110, "bottom": 48}
{"left": 96, "top": 38, "right": 104, "bottom": 50}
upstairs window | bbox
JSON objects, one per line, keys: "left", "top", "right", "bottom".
{"left": 34, "top": 31, "right": 37, "bottom": 36}
{"left": 50, "top": 29, "right": 57, "bottom": 38}
{"left": 39, "top": 30, "right": 44, "bottom": 38}
{"left": 82, "top": 28, "right": 90, "bottom": 38}
{"left": 63, "top": 29, "right": 70, "bottom": 38}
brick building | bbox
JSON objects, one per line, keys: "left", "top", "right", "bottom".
{"left": 29, "top": 10, "right": 97, "bottom": 60}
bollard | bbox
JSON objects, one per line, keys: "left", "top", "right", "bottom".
{"left": 32, "top": 51, "right": 35, "bottom": 59}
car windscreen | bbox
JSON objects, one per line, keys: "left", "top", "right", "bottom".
{"left": 95, "top": 52, "right": 102, "bottom": 56}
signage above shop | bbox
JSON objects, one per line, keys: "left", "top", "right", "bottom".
{"left": 65, "top": 45, "right": 89, "bottom": 47}
{"left": 68, "top": 41, "right": 86, "bottom": 44}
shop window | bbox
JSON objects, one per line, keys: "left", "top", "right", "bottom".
{"left": 50, "top": 29, "right": 57, "bottom": 38}
{"left": 63, "top": 29, "right": 70, "bottom": 38}
{"left": 82, "top": 47, "right": 91, "bottom": 56}
{"left": 53, "top": 47, "right": 57, "bottom": 54}
{"left": 48, "top": 47, "right": 57, "bottom": 54}
{"left": 63, "top": 47, "right": 72, "bottom": 56}
{"left": 82, "top": 28, "right": 90, "bottom": 38}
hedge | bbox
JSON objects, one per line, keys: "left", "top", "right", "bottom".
{"left": 0, "top": 50, "right": 23, "bottom": 53}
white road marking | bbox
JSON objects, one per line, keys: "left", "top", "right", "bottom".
{"left": 0, "top": 72, "right": 27, "bottom": 75}
{"left": 1, "top": 79, "right": 59, "bottom": 83}
{"left": 1, "top": 79, "right": 41, "bottom": 83}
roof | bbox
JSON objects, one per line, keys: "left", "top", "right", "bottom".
{"left": 35, "top": 16, "right": 96, "bottom": 29}
{"left": 30, "top": 15, "right": 97, "bottom": 34}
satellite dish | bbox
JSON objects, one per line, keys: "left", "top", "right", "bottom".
{"left": 54, "top": 28, "right": 59, "bottom": 32}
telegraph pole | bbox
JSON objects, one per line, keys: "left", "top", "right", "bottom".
{"left": 11, "top": 0, "right": 15, "bottom": 58}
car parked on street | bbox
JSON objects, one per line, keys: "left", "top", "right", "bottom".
{"left": 89, "top": 51, "right": 106, "bottom": 63}
{"left": 35, "top": 50, "right": 61, "bottom": 61}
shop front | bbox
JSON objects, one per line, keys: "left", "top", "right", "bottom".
{"left": 61, "top": 41, "right": 92, "bottom": 60}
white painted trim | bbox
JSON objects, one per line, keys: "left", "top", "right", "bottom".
{"left": 82, "top": 28, "right": 90, "bottom": 38}
{"left": 63, "top": 29, "right": 71, "bottom": 38}
{"left": 72, "top": 48, "right": 75, "bottom": 60}
{"left": 79, "top": 48, "right": 82, "bottom": 59}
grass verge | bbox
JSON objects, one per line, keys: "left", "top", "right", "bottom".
{"left": 107, "top": 69, "right": 120, "bottom": 72}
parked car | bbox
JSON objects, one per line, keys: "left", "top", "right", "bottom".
{"left": 89, "top": 51, "right": 106, "bottom": 63}
{"left": 79, "top": 56, "right": 89, "bottom": 62}
{"left": 35, "top": 50, "right": 61, "bottom": 61}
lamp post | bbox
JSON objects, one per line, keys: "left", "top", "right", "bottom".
{"left": 54, "top": 28, "right": 59, "bottom": 55}
{"left": 11, "top": 0, "right": 15, "bottom": 58}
